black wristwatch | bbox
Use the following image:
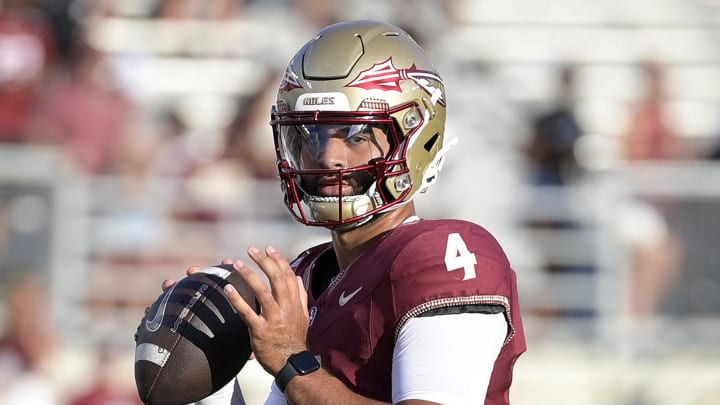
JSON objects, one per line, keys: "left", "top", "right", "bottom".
{"left": 275, "top": 351, "right": 321, "bottom": 392}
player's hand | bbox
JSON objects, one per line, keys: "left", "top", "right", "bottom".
{"left": 161, "top": 258, "right": 235, "bottom": 292}
{"left": 223, "top": 246, "right": 309, "bottom": 376}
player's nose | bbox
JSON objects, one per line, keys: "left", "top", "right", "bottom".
{"left": 316, "top": 137, "right": 348, "bottom": 169}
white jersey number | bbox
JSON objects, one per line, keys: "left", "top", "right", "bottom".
{"left": 444, "top": 233, "right": 477, "bottom": 280}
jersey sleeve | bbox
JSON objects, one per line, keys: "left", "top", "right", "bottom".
{"left": 389, "top": 220, "right": 518, "bottom": 341}
{"left": 391, "top": 312, "right": 507, "bottom": 403}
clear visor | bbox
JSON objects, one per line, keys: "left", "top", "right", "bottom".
{"left": 277, "top": 123, "right": 392, "bottom": 197}
{"left": 279, "top": 124, "right": 390, "bottom": 166}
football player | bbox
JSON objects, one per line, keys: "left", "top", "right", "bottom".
{"left": 188, "top": 20, "right": 526, "bottom": 405}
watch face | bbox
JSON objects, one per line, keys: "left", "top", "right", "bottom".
{"left": 290, "top": 351, "right": 321, "bottom": 374}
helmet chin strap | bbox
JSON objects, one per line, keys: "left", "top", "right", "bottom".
{"left": 419, "top": 136, "right": 459, "bottom": 193}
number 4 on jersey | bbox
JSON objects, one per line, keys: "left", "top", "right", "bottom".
{"left": 444, "top": 233, "right": 477, "bottom": 280}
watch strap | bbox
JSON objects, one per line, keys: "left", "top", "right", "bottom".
{"left": 275, "top": 360, "right": 299, "bottom": 393}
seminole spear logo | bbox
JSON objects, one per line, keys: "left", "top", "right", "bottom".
{"left": 345, "top": 58, "right": 445, "bottom": 106}
{"left": 279, "top": 65, "right": 302, "bottom": 92}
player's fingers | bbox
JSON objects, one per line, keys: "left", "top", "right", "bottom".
{"left": 265, "top": 247, "right": 306, "bottom": 313}
{"left": 265, "top": 246, "right": 296, "bottom": 277}
{"left": 220, "top": 258, "right": 234, "bottom": 265}
{"left": 247, "top": 246, "right": 293, "bottom": 304}
{"left": 266, "top": 247, "right": 305, "bottom": 311}
{"left": 186, "top": 266, "right": 201, "bottom": 276}
{"left": 232, "top": 259, "right": 279, "bottom": 317}
{"left": 162, "top": 266, "right": 203, "bottom": 292}
{"left": 224, "top": 282, "right": 262, "bottom": 328}
{"left": 161, "top": 278, "right": 176, "bottom": 292}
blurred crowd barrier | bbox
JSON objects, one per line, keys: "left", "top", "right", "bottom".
{"left": 2, "top": 0, "right": 720, "bottom": 404}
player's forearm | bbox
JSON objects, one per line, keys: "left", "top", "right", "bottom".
{"left": 284, "top": 368, "right": 388, "bottom": 405}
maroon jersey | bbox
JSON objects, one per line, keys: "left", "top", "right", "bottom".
{"left": 291, "top": 219, "right": 526, "bottom": 404}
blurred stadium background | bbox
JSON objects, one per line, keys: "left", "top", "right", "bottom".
{"left": 1, "top": 0, "right": 720, "bottom": 404}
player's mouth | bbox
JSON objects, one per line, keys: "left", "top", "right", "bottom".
{"left": 316, "top": 177, "right": 354, "bottom": 197}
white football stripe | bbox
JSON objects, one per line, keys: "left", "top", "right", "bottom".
{"left": 135, "top": 343, "right": 171, "bottom": 367}
{"left": 200, "top": 266, "right": 232, "bottom": 279}
{"left": 189, "top": 313, "right": 216, "bottom": 339}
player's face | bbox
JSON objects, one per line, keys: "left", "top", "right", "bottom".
{"left": 297, "top": 124, "right": 391, "bottom": 197}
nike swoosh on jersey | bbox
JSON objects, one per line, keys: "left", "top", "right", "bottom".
{"left": 145, "top": 284, "right": 176, "bottom": 332}
{"left": 338, "top": 287, "right": 363, "bottom": 307}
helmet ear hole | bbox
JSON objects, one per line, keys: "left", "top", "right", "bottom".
{"left": 423, "top": 133, "right": 440, "bottom": 152}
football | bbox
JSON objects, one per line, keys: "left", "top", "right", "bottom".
{"left": 134, "top": 264, "right": 257, "bottom": 405}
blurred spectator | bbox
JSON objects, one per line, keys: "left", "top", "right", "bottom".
{"left": 524, "top": 65, "right": 584, "bottom": 187}
{"left": 622, "top": 61, "right": 686, "bottom": 161}
{"left": 617, "top": 62, "right": 685, "bottom": 320}
{"left": 0, "top": 0, "right": 56, "bottom": 143}
{"left": 25, "top": 31, "right": 135, "bottom": 174}
{"left": 0, "top": 275, "right": 60, "bottom": 404}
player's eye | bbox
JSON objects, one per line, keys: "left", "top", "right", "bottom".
{"left": 345, "top": 125, "right": 372, "bottom": 146}
{"left": 346, "top": 133, "right": 369, "bottom": 145}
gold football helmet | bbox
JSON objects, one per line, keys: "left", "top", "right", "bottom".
{"left": 271, "top": 20, "right": 451, "bottom": 228}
